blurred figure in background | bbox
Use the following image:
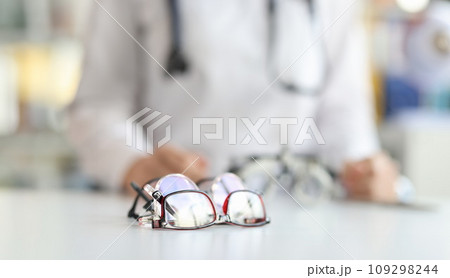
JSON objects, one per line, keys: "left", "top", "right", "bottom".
{"left": 69, "top": 0, "right": 398, "bottom": 202}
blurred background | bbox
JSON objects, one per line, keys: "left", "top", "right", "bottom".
{"left": 0, "top": 0, "right": 449, "bottom": 197}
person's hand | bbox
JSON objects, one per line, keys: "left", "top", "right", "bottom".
{"left": 122, "top": 145, "right": 208, "bottom": 194}
{"left": 340, "top": 152, "right": 398, "bottom": 203}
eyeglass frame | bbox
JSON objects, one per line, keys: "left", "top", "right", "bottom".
{"left": 227, "top": 150, "right": 334, "bottom": 197}
{"left": 128, "top": 174, "right": 270, "bottom": 230}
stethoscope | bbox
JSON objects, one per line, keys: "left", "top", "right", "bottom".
{"left": 166, "top": 0, "right": 189, "bottom": 75}
{"left": 165, "top": 0, "right": 330, "bottom": 95}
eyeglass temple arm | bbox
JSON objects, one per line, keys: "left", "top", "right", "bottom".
{"left": 128, "top": 177, "right": 162, "bottom": 219}
{"left": 127, "top": 181, "right": 154, "bottom": 219}
{"left": 144, "top": 185, "right": 177, "bottom": 216}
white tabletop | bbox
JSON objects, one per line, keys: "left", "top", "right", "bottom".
{"left": 0, "top": 188, "right": 449, "bottom": 259}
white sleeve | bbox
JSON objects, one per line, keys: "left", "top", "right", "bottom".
{"left": 68, "top": 0, "right": 146, "bottom": 191}
{"left": 316, "top": 13, "right": 380, "bottom": 172}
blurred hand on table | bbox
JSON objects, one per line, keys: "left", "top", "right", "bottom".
{"left": 122, "top": 145, "right": 208, "bottom": 194}
{"left": 341, "top": 152, "right": 399, "bottom": 203}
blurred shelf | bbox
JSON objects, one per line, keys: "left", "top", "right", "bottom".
{"left": 0, "top": 132, "right": 90, "bottom": 190}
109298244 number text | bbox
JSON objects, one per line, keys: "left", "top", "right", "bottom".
{"left": 368, "top": 264, "right": 438, "bottom": 275}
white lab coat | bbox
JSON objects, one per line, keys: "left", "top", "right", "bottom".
{"left": 69, "top": 0, "right": 379, "bottom": 190}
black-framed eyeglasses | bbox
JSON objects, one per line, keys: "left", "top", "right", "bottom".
{"left": 228, "top": 150, "right": 334, "bottom": 204}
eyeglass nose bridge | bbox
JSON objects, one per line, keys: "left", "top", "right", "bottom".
{"left": 216, "top": 214, "right": 231, "bottom": 224}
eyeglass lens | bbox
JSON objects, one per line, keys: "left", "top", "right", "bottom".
{"left": 164, "top": 192, "right": 216, "bottom": 228}
{"left": 226, "top": 191, "right": 266, "bottom": 225}
{"left": 157, "top": 175, "right": 199, "bottom": 196}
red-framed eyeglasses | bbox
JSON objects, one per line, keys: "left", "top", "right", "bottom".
{"left": 128, "top": 173, "right": 270, "bottom": 229}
